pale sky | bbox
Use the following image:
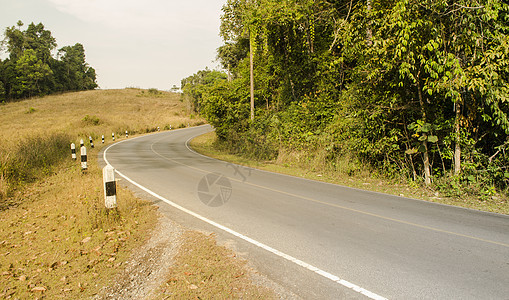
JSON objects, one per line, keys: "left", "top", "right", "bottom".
{"left": 0, "top": 0, "right": 226, "bottom": 90}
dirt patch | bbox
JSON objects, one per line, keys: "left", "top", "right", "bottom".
{"left": 94, "top": 215, "right": 183, "bottom": 299}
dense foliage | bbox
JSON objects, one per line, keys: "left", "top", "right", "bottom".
{"left": 183, "top": 0, "right": 509, "bottom": 197}
{"left": 0, "top": 21, "right": 97, "bottom": 101}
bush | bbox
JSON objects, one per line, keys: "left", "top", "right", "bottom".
{"left": 0, "top": 133, "right": 71, "bottom": 194}
{"left": 82, "top": 114, "right": 101, "bottom": 126}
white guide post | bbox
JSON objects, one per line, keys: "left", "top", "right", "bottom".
{"left": 71, "top": 143, "right": 76, "bottom": 160}
{"left": 103, "top": 165, "right": 117, "bottom": 209}
{"left": 80, "top": 146, "right": 87, "bottom": 171}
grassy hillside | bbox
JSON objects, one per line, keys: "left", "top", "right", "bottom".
{"left": 0, "top": 89, "right": 182, "bottom": 298}
{"left": 0, "top": 88, "right": 197, "bottom": 147}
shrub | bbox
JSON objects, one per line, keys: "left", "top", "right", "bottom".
{"left": 1, "top": 133, "right": 71, "bottom": 194}
{"left": 82, "top": 114, "right": 101, "bottom": 126}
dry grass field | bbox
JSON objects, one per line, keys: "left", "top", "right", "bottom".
{"left": 0, "top": 88, "right": 198, "bottom": 147}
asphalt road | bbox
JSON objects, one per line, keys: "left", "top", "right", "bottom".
{"left": 102, "top": 125, "right": 509, "bottom": 299}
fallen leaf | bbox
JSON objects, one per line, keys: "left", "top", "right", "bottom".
{"left": 81, "top": 237, "right": 91, "bottom": 243}
{"left": 189, "top": 284, "right": 198, "bottom": 290}
{"left": 31, "top": 286, "right": 47, "bottom": 292}
{"left": 19, "top": 275, "right": 26, "bottom": 281}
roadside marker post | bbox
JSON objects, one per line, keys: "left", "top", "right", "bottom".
{"left": 103, "top": 165, "right": 117, "bottom": 209}
{"left": 125, "top": 130, "right": 128, "bottom": 138}
{"left": 102, "top": 135, "right": 105, "bottom": 143}
{"left": 112, "top": 132, "right": 115, "bottom": 141}
{"left": 157, "top": 126, "right": 160, "bottom": 131}
{"left": 80, "top": 139, "right": 84, "bottom": 148}
{"left": 89, "top": 136, "right": 94, "bottom": 148}
{"left": 71, "top": 143, "right": 76, "bottom": 160}
{"left": 80, "top": 146, "right": 87, "bottom": 171}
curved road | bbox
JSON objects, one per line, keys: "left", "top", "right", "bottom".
{"left": 102, "top": 125, "right": 509, "bottom": 299}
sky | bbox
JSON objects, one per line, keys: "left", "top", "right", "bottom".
{"left": 0, "top": 0, "right": 227, "bottom": 90}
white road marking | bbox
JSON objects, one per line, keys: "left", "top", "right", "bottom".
{"left": 103, "top": 129, "right": 387, "bottom": 300}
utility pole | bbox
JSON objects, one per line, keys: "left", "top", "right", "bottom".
{"left": 250, "top": 29, "right": 255, "bottom": 121}
{"left": 366, "top": 0, "right": 373, "bottom": 46}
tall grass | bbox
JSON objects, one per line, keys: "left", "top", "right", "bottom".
{"left": 0, "top": 133, "right": 71, "bottom": 204}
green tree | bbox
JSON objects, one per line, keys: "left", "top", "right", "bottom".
{"left": 12, "top": 49, "right": 52, "bottom": 98}
{"left": 181, "top": 68, "right": 227, "bottom": 112}
{"left": 1, "top": 21, "right": 97, "bottom": 99}
{"left": 55, "top": 43, "right": 97, "bottom": 91}
{"left": 188, "top": 0, "right": 509, "bottom": 194}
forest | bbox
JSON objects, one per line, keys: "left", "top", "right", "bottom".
{"left": 182, "top": 0, "right": 509, "bottom": 198}
{"left": 0, "top": 21, "right": 97, "bottom": 101}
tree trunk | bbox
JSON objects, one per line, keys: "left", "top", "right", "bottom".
{"left": 250, "top": 31, "right": 255, "bottom": 121}
{"left": 422, "top": 141, "right": 432, "bottom": 185}
{"left": 417, "top": 75, "right": 432, "bottom": 185}
{"left": 366, "top": 0, "right": 373, "bottom": 46}
{"left": 454, "top": 101, "right": 461, "bottom": 175}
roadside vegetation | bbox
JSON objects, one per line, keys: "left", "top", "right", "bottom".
{"left": 182, "top": 1, "right": 509, "bottom": 212}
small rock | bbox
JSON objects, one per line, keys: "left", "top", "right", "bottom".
{"left": 81, "top": 237, "right": 91, "bottom": 244}
{"left": 189, "top": 284, "right": 198, "bottom": 290}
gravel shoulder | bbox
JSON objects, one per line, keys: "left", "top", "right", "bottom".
{"left": 94, "top": 214, "right": 183, "bottom": 299}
